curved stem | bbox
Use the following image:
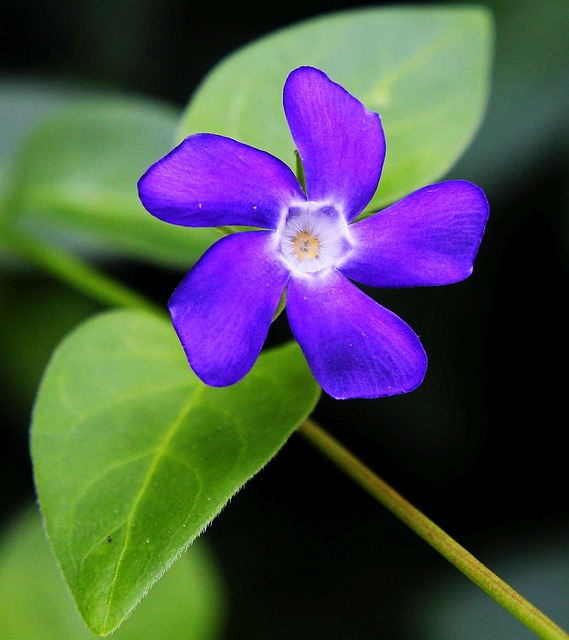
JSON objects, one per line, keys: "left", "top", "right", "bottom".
{"left": 299, "top": 418, "right": 569, "bottom": 640}
{"left": 1, "top": 226, "right": 163, "bottom": 316}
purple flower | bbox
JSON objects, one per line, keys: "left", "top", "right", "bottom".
{"left": 138, "top": 66, "right": 489, "bottom": 400}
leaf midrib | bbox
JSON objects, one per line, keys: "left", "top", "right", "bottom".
{"left": 101, "top": 382, "right": 206, "bottom": 631}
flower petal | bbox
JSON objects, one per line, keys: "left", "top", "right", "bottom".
{"left": 286, "top": 270, "right": 427, "bottom": 399}
{"left": 169, "top": 231, "right": 289, "bottom": 386}
{"left": 341, "top": 180, "right": 489, "bottom": 287}
{"left": 283, "top": 66, "right": 385, "bottom": 223}
{"left": 138, "top": 133, "right": 304, "bottom": 229}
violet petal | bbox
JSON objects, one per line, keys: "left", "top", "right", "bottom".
{"left": 169, "top": 231, "right": 289, "bottom": 386}
{"left": 283, "top": 66, "right": 385, "bottom": 223}
{"left": 286, "top": 270, "right": 427, "bottom": 399}
{"left": 138, "top": 133, "right": 304, "bottom": 230}
{"left": 341, "top": 180, "right": 489, "bottom": 288}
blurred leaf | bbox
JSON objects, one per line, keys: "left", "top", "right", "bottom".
{"left": 0, "top": 77, "right": 91, "bottom": 255}
{"left": 447, "top": 0, "right": 569, "bottom": 191}
{"left": 180, "top": 6, "right": 493, "bottom": 211}
{"left": 31, "top": 309, "right": 321, "bottom": 635}
{"left": 0, "top": 505, "right": 226, "bottom": 640}
{"left": 0, "top": 78, "right": 82, "bottom": 179}
{"left": 7, "top": 96, "right": 217, "bottom": 267}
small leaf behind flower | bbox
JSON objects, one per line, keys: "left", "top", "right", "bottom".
{"left": 30, "top": 310, "right": 321, "bottom": 635}
{"left": 180, "top": 6, "right": 493, "bottom": 212}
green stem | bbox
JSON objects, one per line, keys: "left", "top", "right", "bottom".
{"left": 299, "top": 418, "right": 569, "bottom": 640}
{"left": 1, "top": 227, "right": 163, "bottom": 316}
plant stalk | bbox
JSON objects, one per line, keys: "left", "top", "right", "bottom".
{"left": 299, "top": 417, "right": 569, "bottom": 640}
{"left": 1, "top": 227, "right": 163, "bottom": 316}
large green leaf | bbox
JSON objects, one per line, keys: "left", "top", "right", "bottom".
{"left": 7, "top": 96, "right": 217, "bottom": 267}
{"left": 30, "top": 309, "right": 320, "bottom": 635}
{"left": 180, "top": 6, "right": 493, "bottom": 211}
{"left": 0, "top": 506, "right": 226, "bottom": 640}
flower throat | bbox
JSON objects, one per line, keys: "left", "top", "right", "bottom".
{"left": 278, "top": 202, "right": 351, "bottom": 275}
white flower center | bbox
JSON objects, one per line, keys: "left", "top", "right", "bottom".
{"left": 278, "top": 202, "right": 351, "bottom": 274}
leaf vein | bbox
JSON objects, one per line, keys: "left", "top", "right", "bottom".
{"left": 101, "top": 383, "right": 206, "bottom": 628}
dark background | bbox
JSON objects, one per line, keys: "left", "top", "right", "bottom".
{"left": 1, "top": 0, "right": 568, "bottom": 638}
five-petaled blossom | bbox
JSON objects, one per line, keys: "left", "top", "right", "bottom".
{"left": 138, "top": 66, "right": 489, "bottom": 400}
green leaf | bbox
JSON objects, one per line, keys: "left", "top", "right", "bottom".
{"left": 180, "top": 6, "right": 493, "bottom": 211}
{"left": 7, "top": 96, "right": 217, "bottom": 267}
{"left": 0, "top": 505, "right": 226, "bottom": 640}
{"left": 0, "top": 77, "right": 79, "bottom": 188}
{"left": 447, "top": 0, "right": 569, "bottom": 190}
{"left": 30, "top": 309, "right": 320, "bottom": 635}
{"left": 0, "top": 77, "right": 92, "bottom": 237}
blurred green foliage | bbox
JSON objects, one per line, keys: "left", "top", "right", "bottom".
{"left": 0, "top": 506, "right": 226, "bottom": 640}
